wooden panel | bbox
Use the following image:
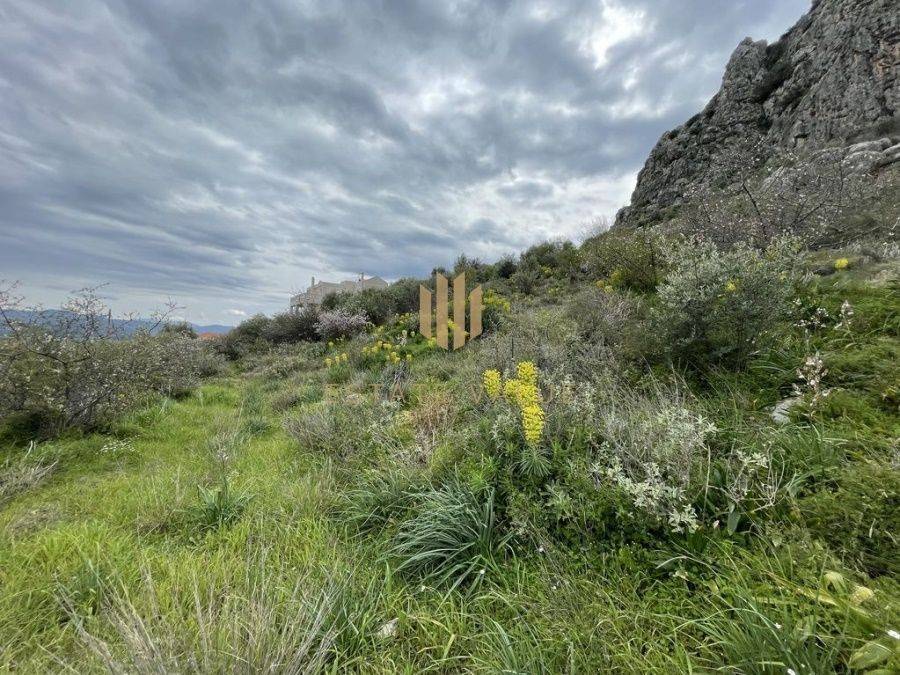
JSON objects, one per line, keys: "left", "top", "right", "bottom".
{"left": 436, "top": 273, "right": 448, "bottom": 350}
{"left": 453, "top": 273, "right": 466, "bottom": 350}
{"left": 418, "top": 285, "right": 432, "bottom": 338}
{"left": 468, "top": 285, "right": 482, "bottom": 340}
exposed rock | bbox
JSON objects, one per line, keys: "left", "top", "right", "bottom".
{"left": 616, "top": 0, "right": 899, "bottom": 228}
{"left": 843, "top": 149, "right": 885, "bottom": 172}
{"left": 845, "top": 138, "right": 893, "bottom": 155}
{"left": 875, "top": 142, "right": 900, "bottom": 168}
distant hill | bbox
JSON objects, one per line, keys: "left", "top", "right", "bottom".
{"left": 0, "top": 310, "right": 233, "bottom": 337}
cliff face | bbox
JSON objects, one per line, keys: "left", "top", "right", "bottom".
{"left": 616, "top": 0, "right": 900, "bottom": 228}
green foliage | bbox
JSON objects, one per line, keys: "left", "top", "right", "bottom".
{"left": 655, "top": 236, "right": 800, "bottom": 368}
{"left": 283, "top": 399, "right": 377, "bottom": 458}
{"left": 695, "top": 592, "right": 847, "bottom": 673}
{"left": 57, "top": 558, "right": 113, "bottom": 619}
{"left": 338, "top": 468, "right": 420, "bottom": 534}
{"left": 566, "top": 286, "right": 654, "bottom": 359}
{"left": 582, "top": 228, "right": 667, "bottom": 292}
{"left": 159, "top": 321, "right": 198, "bottom": 339}
{"left": 230, "top": 313, "right": 272, "bottom": 343}
{"left": 389, "top": 479, "right": 510, "bottom": 590}
{"left": 0, "top": 329, "right": 211, "bottom": 435}
{"left": 191, "top": 478, "right": 252, "bottom": 531}
{"left": 800, "top": 462, "right": 900, "bottom": 576}
{"left": 2, "top": 232, "right": 898, "bottom": 672}
{"left": 511, "top": 240, "right": 582, "bottom": 292}
{"left": 262, "top": 307, "right": 320, "bottom": 344}
{"left": 70, "top": 557, "right": 336, "bottom": 673}
{"left": 0, "top": 442, "right": 56, "bottom": 507}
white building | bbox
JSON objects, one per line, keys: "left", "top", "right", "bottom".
{"left": 290, "top": 274, "right": 388, "bottom": 312}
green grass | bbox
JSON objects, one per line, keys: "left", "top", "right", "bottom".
{"left": 1, "top": 257, "right": 899, "bottom": 672}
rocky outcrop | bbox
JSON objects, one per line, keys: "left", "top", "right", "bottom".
{"left": 616, "top": 0, "right": 899, "bottom": 228}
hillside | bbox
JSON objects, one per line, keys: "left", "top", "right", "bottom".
{"left": 2, "top": 231, "right": 899, "bottom": 671}
{"left": 1, "top": 0, "right": 898, "bottom": 670}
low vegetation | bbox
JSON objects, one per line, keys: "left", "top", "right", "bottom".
{"left": 1, "top": 167, "right": 898, "bottom": 671}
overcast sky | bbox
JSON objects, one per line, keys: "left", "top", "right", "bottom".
{"left": 0, "top": 0, "right": 809, "bottom": 324}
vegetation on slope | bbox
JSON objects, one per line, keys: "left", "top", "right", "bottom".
{"left": 1, "top": 217, "right": 898, "bottom": 671}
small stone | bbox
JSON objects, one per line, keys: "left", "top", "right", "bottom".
{"left": 771, "top": 397, "right": 801, "bottom": 424}
{"left": 377, "top": 618, "right": 398, "bottom": 640}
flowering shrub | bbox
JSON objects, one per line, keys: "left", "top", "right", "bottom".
{"left": 516, "top": 361, "right": 537, "bottom": 387}
{"left": 315, "top": 310, "right": 369, "bottom": 341}
{"left": 678, "top": 144, "right": 888, "bottom": 249}
{"left": 521, "top": 405, "right": 544, "bottom": 447}
{"left": 654, "top": 236, "right": 800, "bottom": 367}
{"left": 0, "top": 284, "right": 213, "bottom": 435}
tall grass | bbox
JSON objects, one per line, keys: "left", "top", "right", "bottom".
{"left": 389, "top": 479, "right": 511, "bottom": 591}
{"left": 69, "top": 555, "right": 336, "bottom": 674}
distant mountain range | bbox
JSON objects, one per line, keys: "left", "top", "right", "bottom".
{"left": 0, "top": 310, "right": 233, "bottom": 337}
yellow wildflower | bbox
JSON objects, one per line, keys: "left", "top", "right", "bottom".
{"left": 515, "top": 382, "right": 540, "bottom": 410}
{"left": 834, "top": 257, "right": 850, "bottom": 270}
{"left": 724, "top": 280, "right": 737, "bottom": 292}
{"left": 341, "top": 352, "right": 348, "bottom": 362}
{"left": 483, "top": 369, "right": 502, "bottom": 401}
{"left": 516, "top": 361, "right": 538, "bottom": 387}
{"left": 406, "top": 353, "right": 412, "bottom": 361}
{"left": 521, "top": 404, "right": 544, "bottom": 446}
{"left": 328, "top": 341, "right": 334, "bottom": 348}
{"left": 325, "top": 357, "right": 332, "bottom": 367}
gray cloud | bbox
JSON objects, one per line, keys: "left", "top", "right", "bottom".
{"left": 0, "top": 0, "right": 809, "bottom": 322}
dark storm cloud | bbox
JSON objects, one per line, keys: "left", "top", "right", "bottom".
{"left": 0, "top": 0, "right": 809, "bottom": 321}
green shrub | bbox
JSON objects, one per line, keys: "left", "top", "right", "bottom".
{"left": 0, "top": 323, "right": 209, "bottom": 436}
{"left": 582, "top": 229, "right": 667, "bottom": 292}
{"left": 654, "top": 236, "right": 800, "bottom": 368}
{"left": 566, "top": 287, "right": 654, "bottom": 359}
{"left": 262, "top": 308, "right": 320, "bottom": 344}
{"left": 159, "top": 321, "right": 197, "bottom": 339}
